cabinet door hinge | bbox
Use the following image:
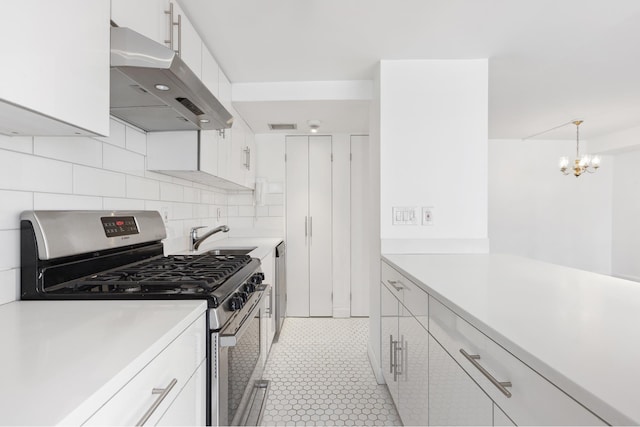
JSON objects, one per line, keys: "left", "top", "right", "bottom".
{"left": 331, "top": 292, "right": 334, "bottom": 302}
{"left": 350, "top": 153, "right": 352, "bottom": 161}
{"left": 284, "top": 153, "right": 287, "bottom": 162}
{"left": 331, "top": 153, "right": 333, "bottom": 162}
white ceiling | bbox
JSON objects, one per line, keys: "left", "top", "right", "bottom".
{"left": 180, "top": 0, "right": 640, "bottom": 139}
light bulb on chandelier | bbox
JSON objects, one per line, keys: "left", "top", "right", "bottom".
{"left": 559, "top": 120, "right": 601, "bottom": 177}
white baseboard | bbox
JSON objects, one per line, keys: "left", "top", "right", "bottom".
{"left": 367, "top": 341, "right": 384, "bottom": 385}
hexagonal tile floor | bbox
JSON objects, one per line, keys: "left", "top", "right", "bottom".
{"left": 260, "top": 318, "right": 402, "bottom": 426}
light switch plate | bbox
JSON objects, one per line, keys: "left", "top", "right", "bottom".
{"left": 392, "top": 207, "right": 419, "bottom": 225}
{"left": 422, "top": 207, "right": 434, "bottom": 226}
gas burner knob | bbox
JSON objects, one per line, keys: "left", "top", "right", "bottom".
{"left": 249, "top": 273, "right": 265, "bottom": 285}
{"left": 244, "top": 283, "right": 256, "bottom": 293}
{"left": 229, "top": 296, "right": 244, "bottom": 311}
{"left": 237, "top": 291, "right": 249, "bottom": 303}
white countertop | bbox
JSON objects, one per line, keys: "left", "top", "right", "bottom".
{"left": 173, "top": 237, "right": 284, "bottom": 260}
{"left": 0, "top": 300, "right": 207, "bottom": 426}
{"left": 383, "top": 253, "right": 640, "bottom": 426}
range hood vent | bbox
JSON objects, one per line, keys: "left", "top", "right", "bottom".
{"left": 110, "top": 26, "right": 233, "bottom": 132}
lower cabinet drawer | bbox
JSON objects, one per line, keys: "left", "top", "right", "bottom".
{"left": 84, "top": 314, "right": 206, "bottom": 426}
{"left": 428, "top": 298, "right": 605, "bottom": 426}
{"left": 381, "top": 261, "right": 429, "bottom": 329}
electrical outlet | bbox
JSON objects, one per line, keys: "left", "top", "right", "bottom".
{"left": 422, "top": 207, "right": 434, "bottom": 226}
{"left": 160, "top": 206, "right": 169, "bottom": 224}
{"left": 392, "top": 207, "right": 419, "bottom": 225}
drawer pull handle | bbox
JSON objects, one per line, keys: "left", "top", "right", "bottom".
{"left": 387, "top": 279, "right": 404, "bottom": 291}
{"left": 460, "top": 349, "right": 512, "bottom": 398}
{"left": 136, "top": 378, "right": 178, "bottom": 426}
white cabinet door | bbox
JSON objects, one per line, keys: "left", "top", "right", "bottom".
{"left": 2, "top": 0, "right": 109, "bottom": 136}
{"left": 229, "top": 118, "right": 247, "bottom": 186}
{"left": 157, "top": 361, "right": 206, "bottom": 426}
{"left": 493, "top": 404, "right": 516, "bottom": 426}
{"left": 217, "top": 131, "right": 232, "bottom": 182}
{"left": 111, "top": 0, "right": 168, "bottom": 45}
{"left": 201, "top": 46, "right": 220, "bottom": 97}
{"left": 398, "top": 305, "right": 429, "bottom": 426}
{"left": 218, "top": 70, "right": 232, "bottom": 111}
{"left": 429, "top": 334, "right": 493, "bottom": 426}
{"left": 170, "top": 1, "right": 202, "bottom": 78}
{"left": 200, "top": 130, "right": 219, "bottom": 176}
{"left": 380, "top": 283, "right": 399, "bottom": 404}
{"left": 285, "top": 136, "right": 310, "bottom": 317}
{"left": 244, "top": 129, "right": 256, "bottom": 189}
{"left": 350, "top": 135, "right": 370, "bottom": 316}
{"left": 308, "top": 136, "right": 332, "bottom": 316}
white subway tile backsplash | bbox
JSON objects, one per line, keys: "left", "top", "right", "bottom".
{"left": 126, "top": 175, "right": 160, "bottom": 200}
{"left": 145, "top": 200, "right": 171, "bottom": 219}
{"left": 73, "top": 165, "right": 126, "bottom": 197}
{"left": 125, "top": 126, "right": 146, "bottom": 155}
{"left": 0, "top": 268, "right": 19, "bottom": 306}
{"left": 184, "top": 186, "right": 201, "bottom": 203}
{"left": 0, "top": 135, "right": 32, "bottom": 154}
{"left": 34, "top": 193, "right": 102, "bottom": 211}
{"left": 257, "top": 206, "right": 269, "bottom": 217}
{"left": 0, "top": 190, "right": 32, "bottom": 230}
{"left": 228, "top": 217, "right": 254, "bottom": 229}
{"left": 160, "top": 182, "right": 184, "bottom": 202}
{"left": 172, "top": 202, "right": 194, "bottom": 220}
{"left": 228, "top": 205, "right": 239, "bottom": 217}
{"left": 193, "top": 204, "right": 209, "bottom": 218}
{"left": 215, "top": 192, "right": 228, "bottom": 205}
{"left": 269, "top": 205, "right": 284, "bottom": 217}
{"left": 0, "top": 230, "right": 20, "bottom": 270}
{"left": 266, "top": 193, "right": 284, "bottom": 205}
{"left": 34, "top": 137, "right": 102, "bottom": 168}
{"left": 144, "top": 170, "right": 175, "bottom": 183}
{"left": 238, "top": 205, "right": 255, "bottom": 217}
{"left": 0, "top": 149, "right": 72, "bottom": 193}
{"left": 103, "top": 198, "right": 146, "bottom": 210}
{"left": 253, "top": 216, "right": 285, "bottom": 232}
{"left": 103, "top": 144, "right": 145, "bottom": 176}
{"left": 95, "top": 119, "right": 126, "bottom": 147}
{"left": 201, "top": 190, "right": 215, "bottom": 204}
{"left": 229, "top": 193, "right": 254, "bottom": 206}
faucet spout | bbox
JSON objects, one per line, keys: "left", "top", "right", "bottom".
{"left": 190, "top": 225, "right": 230, "bottom": 251}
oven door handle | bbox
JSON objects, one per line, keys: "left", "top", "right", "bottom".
{"left": 219, "top": 289, "right": 265, "bottom": 347}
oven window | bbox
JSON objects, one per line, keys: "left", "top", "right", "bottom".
{"left": 228, "top": 312, "right": 261, "bottom": 421}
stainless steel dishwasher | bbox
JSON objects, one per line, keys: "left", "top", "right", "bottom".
{"left": 274, "top": 241, "right": 286, "bottom": 339}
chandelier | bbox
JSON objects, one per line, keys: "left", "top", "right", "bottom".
{"left": 559, "top": 120, "right": 600, "bottom": 177}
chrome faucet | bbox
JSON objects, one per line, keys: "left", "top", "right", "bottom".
{"left": 190, "top": 225, "right": 230, "bottom": 251}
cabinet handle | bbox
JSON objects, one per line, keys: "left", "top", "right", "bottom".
{"left": 395, "top": 336, "right": 403, "bottom": 380}
{"left": 247, "top": 147, "right": 251, "bottom": 170}
{"left": 176, "top": 13, "right": 182, "bottom": 56}
{"left": 460, "top": 349, "right": 512, "bottom": 398}
{"left": 164, "top": 3, "right": 174, "bottom": 50}
{"left": 304, "top": 216, "right": 308, "bottom": 237}
{"left": 389, "top": 335, "right": 394, "bottom": 374}
{"left": 136, "top": 378, "right": 178, "bottom": 426}
{"left": 387, "top": 279, "right": 403, "bottom": 291}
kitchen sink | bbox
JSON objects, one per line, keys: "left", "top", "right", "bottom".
{"left": 207, "top": 247, "right": 257, "bottom": 256}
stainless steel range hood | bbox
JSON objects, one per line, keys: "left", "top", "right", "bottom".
{"left": 110, "top": 26, "right": 233, "bottom": 132}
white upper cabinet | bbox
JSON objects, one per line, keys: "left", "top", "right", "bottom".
{"left": 111, "top": 0, "right": 168, "bottom": 45}
{"left": 170, "top": 1, "right": 202, "bottom": 78}
{"left": 201, "top": 47, "right": 220, "bottom": 97}
{"left": 1, "top": 0, "right": 110, "bottom": 136}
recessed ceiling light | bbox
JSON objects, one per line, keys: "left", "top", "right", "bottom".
{"left": 155, "top": 84, "right": 170, "bottom": 91}
{"left": 199, "top": 119, "right": 210, "bottom": 123}
{"left": 307, "top": 119, "right": 321, "bottom": 133}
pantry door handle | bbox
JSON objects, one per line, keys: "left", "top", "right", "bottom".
{"left": 387, "top": 280, "right": 403, "bottom": 291}
{"left": 304, "top": 216, "right": 308, "bottom": 237}
{"left": 164, "top": 3, "right": 174, "bottom": 50}
{"left": 136, "top": 378, "right": 178, "bottom": 426}
{"left": 460, "top": 349, "right": 512, "bottom": 398}
{"left": 389, "top": 335, "right": 394, "bottom": 374}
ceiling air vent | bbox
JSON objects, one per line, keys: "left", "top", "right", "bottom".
{"left": 268, "top": 123, "right": 297, "bottom": 130}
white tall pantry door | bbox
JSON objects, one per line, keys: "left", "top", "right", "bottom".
{"left": 308, "top": 137, "right": 333, "bottom": 316}
{"left": 350, "top": 135, "right": 370, "bottom": 316}
{"left": 285, "top": 136, "right": 333, "bottom": 317}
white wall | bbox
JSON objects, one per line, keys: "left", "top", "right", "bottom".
{"left": 379, "top": 59, "right": 489, "bottom": 253}
{"left": 0, "top": 118, "right": 230, "bottom": 306}
{"left": 612, "top": 148, "right": 640, "bottom": 281}
{"left": 489, "top": 139, "right": 613, "bottom": 274}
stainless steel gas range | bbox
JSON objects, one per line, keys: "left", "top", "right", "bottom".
{"left": 20, "top": 210, "right": 268, "bottom": 426}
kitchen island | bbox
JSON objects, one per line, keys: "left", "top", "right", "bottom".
{"left": 382, "top": 253, "right": 640, "bottom": 425}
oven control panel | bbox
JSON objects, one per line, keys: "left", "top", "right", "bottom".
{"left": 100, "top": 216, "right": 139, "bottom": 238}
